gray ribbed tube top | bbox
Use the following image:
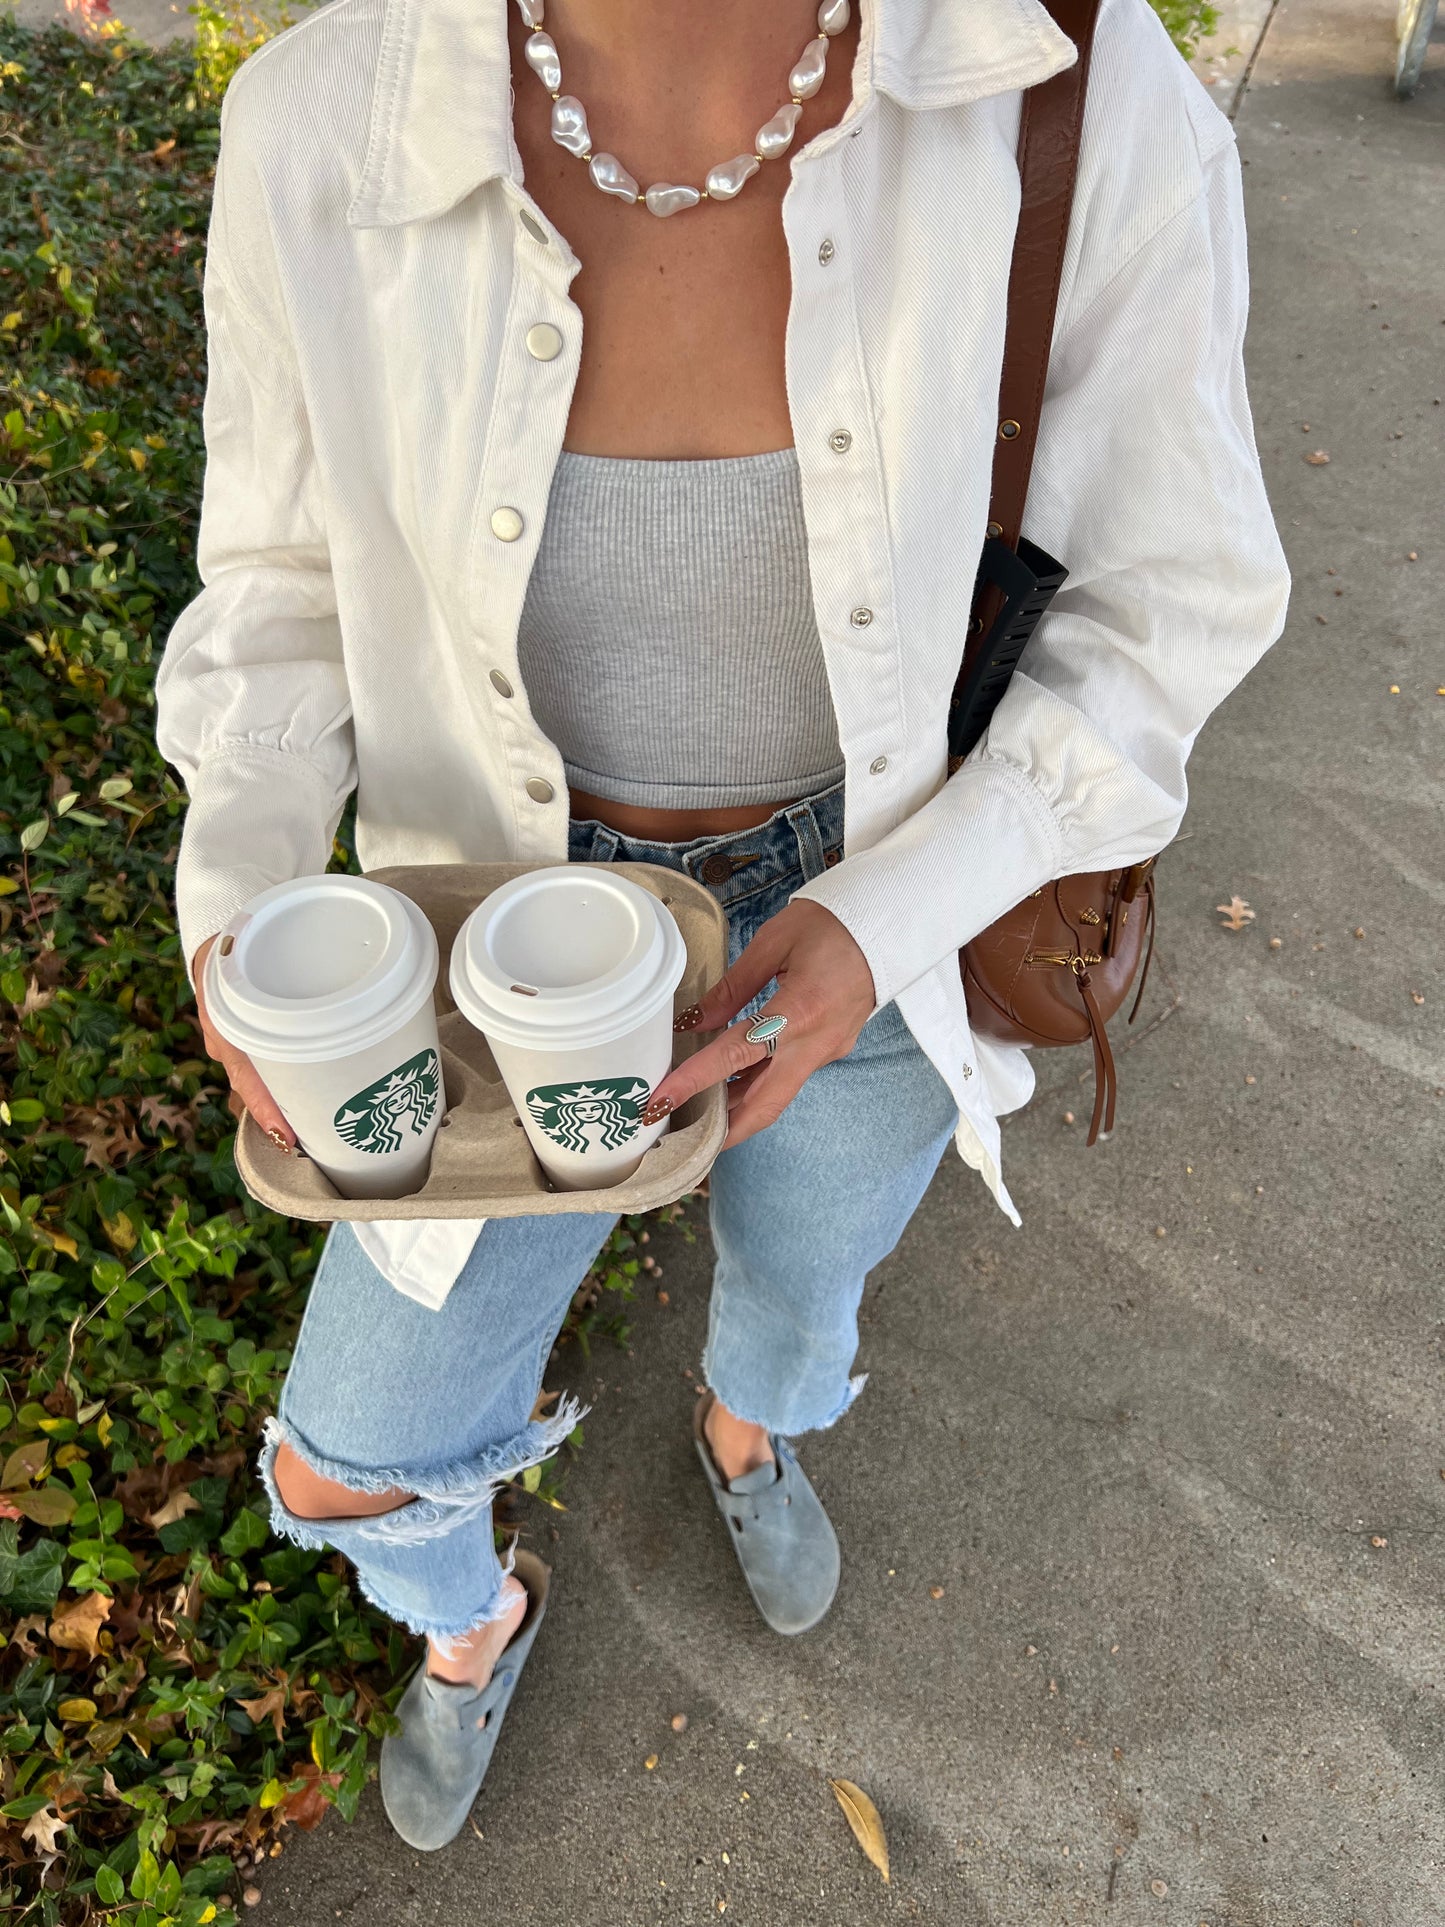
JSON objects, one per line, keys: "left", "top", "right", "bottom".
{"left": 516, "top": 445, "right": 845, "bottom": 811}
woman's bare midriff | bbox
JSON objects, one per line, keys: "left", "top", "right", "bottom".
{"left": 506, "top": 0, "right": 863, "bottom": 844}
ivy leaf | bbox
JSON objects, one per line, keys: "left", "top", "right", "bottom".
{"left": 12, "top": 1485, "right": 77, "bottom": 1526}
{"left": 19, "top": 816, "right": 49, "bottom": 853}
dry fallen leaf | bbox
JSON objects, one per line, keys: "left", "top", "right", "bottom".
{"left": 49, "top": 1591, "right": 112, "bottom": 1660}
{"left": 1216, "top": 895, "right": 1256, "bottom": 932}
{"left": 22, "top": 1806, "right": 68, "bottom": 1854}
{"left": 829, "top": 1778, "right": 890, "bottom": 1883}
{"left": 929, "top": 1586, "right": 945, "bottom": 1600}
{"left": 670, "top": 1713, "right": 688, "bottom": 1733}
{"left": 146, "top": 1485, "right": 202, "bottom": 1530}
{"left": 1304, "top": 449, "right": 1330, "bottom": 464}
{"left": 237, "top": 1683, "right": 289, "bottom": 1743}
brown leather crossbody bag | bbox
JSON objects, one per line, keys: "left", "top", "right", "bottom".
{"left": 951, "top": 0, "right": 1158, "bottom": 1147}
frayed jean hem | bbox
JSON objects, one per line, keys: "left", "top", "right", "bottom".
{"left": 699, "top": 1363, "right": 869, "bottom": 1439}
{"left": 254, "top": 1397, "right": 586, "bottom": 1652}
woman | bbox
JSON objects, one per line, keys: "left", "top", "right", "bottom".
{"left": 155, "top": 0, "right": 1291, "bottom": 1853}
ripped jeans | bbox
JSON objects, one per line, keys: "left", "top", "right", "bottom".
{"left": 255, "top": 779, "right": 960, "bottom": 1654}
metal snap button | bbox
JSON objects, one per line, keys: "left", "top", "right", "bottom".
{"left": 489, "top": 669, "right": 514, "bottom": 698}
{"left": 526, "top": 322, "right": 563, "bottom": 361}
{"left": 491, "top": 506, "right": 525, "bottom": 542}
{"left": 519, "top": 208, "right": 549, "bottom": 244}
{"left": 818, "top": 237, "right": 836, "bottom": 264}
{"left": 700, "top": 852, "right": 736, "bottom": 885}
{"left": 525, "top": 777, "right": 554, "bottom": 804}
{"left": 828, "top": 429, "right": 852, "bottom": 453}
{"left": 850, "top": 606, "right": 873, "bottom": 627}
{"left": 869, "top": 756, "right": 888, "bottom": 775}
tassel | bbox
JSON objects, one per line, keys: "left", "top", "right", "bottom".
{"left": 1075, "top": 967, "right": 1116, "bottom": 1145}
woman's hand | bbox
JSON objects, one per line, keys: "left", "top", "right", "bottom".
{"left": 641, "top": 901, "right": 877, "bottom": 1152}
{"left": 192, "top": 935, "right": 297, "bottom": 1153}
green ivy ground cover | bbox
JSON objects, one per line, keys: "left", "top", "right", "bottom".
{"left": 0, "top": 0, "right": 1219, "bottom": 1918}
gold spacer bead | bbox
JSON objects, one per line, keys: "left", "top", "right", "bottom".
{"left": 698, "top": 189, "right": 709, "bottom": 198}
{"left": 790, "top": 94, "right": 803, "bottom": 104}
{"left": 550, "top": 90, "right": 559, "bottom": 99}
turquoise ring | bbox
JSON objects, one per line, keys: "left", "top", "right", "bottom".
{"left": 744, "top": 1013, "right": 789, "bottom": 1058}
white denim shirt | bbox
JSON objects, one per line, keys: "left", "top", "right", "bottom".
{"left": 155, "top": 0, "right": 1292, "bottom": 1309}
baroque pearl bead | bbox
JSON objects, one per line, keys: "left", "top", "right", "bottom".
{"left": 516, "top": 0, "right": 544, "bottom": 24}
{"left": 705, "top": 152, "right": 761, "bottom": 200}
{"left": 788, "top": 37, "right": 829, "bottom": 100}
{"left": 524, "top": 30, "right": 561, "bottom": 92}
{"left": 644, "top": 183, "right": 701, "bottom": 218}
{"left": 550, "top": 95, "right": 592, "bottom": 158}
{"left": 818, "top": 0, "right": 850, "bottom": 32}
{"left": 590, "top": 153, "right": 640, "bottom": 202}
{"left": 755, "top": 101, "right": 803, "bottom": 160}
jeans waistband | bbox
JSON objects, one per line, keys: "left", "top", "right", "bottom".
{"left": 566, "top": 779, "right": 846, "bottom": 909}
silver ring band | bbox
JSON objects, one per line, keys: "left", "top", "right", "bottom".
{"left": 744, "top": 1014, "right": 789, "bottom": 1059}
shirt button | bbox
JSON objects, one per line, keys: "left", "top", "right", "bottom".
{"left": 489, "top": 669, "right": 514, "bottom": 698}
{"left": 526, "top": 323, "right": 563, "bottom": 361}
{"left": 850, "top": 606, "right": 873, "bottom": 627}
{"left": 961, "top": 1062, "right": 974, "bottom": 1079}
{"left": 869, "top": 755, "right": 888, "bottom": 775}
{"left": 491, "top": 506, "right": 525, "bottom": 542}
{"left": 818, "top": 237, "right": 836, "bottom": 264}
{"left": 525, "top": 777, "right": 554, "bottom": 804}
{"left": 519, "top": 208, "right": 549, "bottom": 244}
{"left": 828, "top": 429, "right": 853, "bottom": 453}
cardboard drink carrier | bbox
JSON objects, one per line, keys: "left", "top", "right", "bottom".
{"left": 234, "top": 862, "right": 728, "bottom": 1221}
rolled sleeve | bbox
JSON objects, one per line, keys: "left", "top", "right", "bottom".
{"left": 794, "top": 132, "right": 1292, "bottom": 1009}
{"left": 154, "top": 93, "right": 356, "bottom": 980}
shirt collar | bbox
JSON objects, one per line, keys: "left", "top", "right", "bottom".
{"left": 346, "top": 0, "right": 1079, "bottom": 229}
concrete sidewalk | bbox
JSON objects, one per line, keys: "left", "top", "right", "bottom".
{"left": 246, "top": 4, "right": 1445, "bottom": 1918}
{"left": 21, "top": 0, "right": 1443, "bottom": 1917}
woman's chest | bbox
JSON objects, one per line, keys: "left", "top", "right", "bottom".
{"left": 500, "top": 2, "right": 863, "bottom": 457}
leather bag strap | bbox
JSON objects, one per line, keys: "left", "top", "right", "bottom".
{"left": 952, "top": 0, "right": 1105, "bottom": 709}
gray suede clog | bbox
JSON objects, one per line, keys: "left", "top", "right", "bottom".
{"left": 692, "top": 1389, "right": 840, "bottom": 1635}
{"left": 379, "top": 1549, "right": 550, "bottom": 1852}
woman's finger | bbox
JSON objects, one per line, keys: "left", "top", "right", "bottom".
{"left": 674, "top": 918, "right": 789, "bottom": 1037}
{"left": 644, "top": 998, "right": 802, "bottom": 1122}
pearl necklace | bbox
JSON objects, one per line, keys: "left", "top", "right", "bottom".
{"left": 512, "top": 0, "right": 852, "bottom": 217}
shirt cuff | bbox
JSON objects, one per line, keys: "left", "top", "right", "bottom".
{"left": 174, "top": 744, "right": 348, "bottom": 985}
{"left": 789, "top": 754, "right": 1066, "bottom": 1010}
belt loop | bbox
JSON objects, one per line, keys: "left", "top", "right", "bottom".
{"left": 788, "top": 797, "right": 826, "bottom": 881}
{"left": 589, "top": 825, "right": 622, "bottom": 862}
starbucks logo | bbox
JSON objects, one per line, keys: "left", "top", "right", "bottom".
{"left": 525, "top": 1076, "right": 651, "bottom": 1155}
{"left": 333, "top": 1049, "right": 441, "bottom": 1156}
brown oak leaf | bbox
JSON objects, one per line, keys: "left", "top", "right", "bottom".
{"left": 49, "top": 1590, "right": 113, "bottom": 1660}
{"left": 1216, "top": 895, "right": 1256, "bottom": 932}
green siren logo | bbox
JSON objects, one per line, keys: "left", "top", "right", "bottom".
{"left": 333, "top": 1049, "right": 441, "bottom": 1155}
{"left": 525, "top": 1076, "right": 651, "bottom": 1155}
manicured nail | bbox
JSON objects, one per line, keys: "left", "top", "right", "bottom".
{"left": 674, "top": 1004, "right": 704, "bottom": 1033}
{"left": 640, "top": 1094, "right": 674, "bottom": 1127}
{"left": 266, "top": 1127, "right": 293, "bottom": 1156}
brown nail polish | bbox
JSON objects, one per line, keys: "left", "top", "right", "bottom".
{"left": 640, "top": 1094, "right": 674, "bottom": 1127}
{"left": 673, "top": 1004, "right": 704, "bottom": 1033}
{"left": 266, "top": 1127, "right": 293, "bottom": 1156}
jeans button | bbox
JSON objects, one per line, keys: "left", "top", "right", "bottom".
{"left": 700, "top": 852, "right": 735, "bottom": 885}
{"left": 823, "top": 848, "right": 841, "bottom": 867}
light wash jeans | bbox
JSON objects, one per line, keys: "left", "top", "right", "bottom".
{"left": 256, "top": 780, "right": 960, "bottom": 1654}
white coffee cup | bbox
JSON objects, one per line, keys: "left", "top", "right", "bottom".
{"left": 204, "top": 876, "right": 444, "bottom": 1200}
{"left": 449, "top": 867, "right": 687, "bottom": 1191}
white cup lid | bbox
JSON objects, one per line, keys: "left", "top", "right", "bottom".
{"left": 204, "top": 876, "right": 438, "bottom": 1064}
{"left": 449, "top": 867, "right": 686, "bottom": 1051}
